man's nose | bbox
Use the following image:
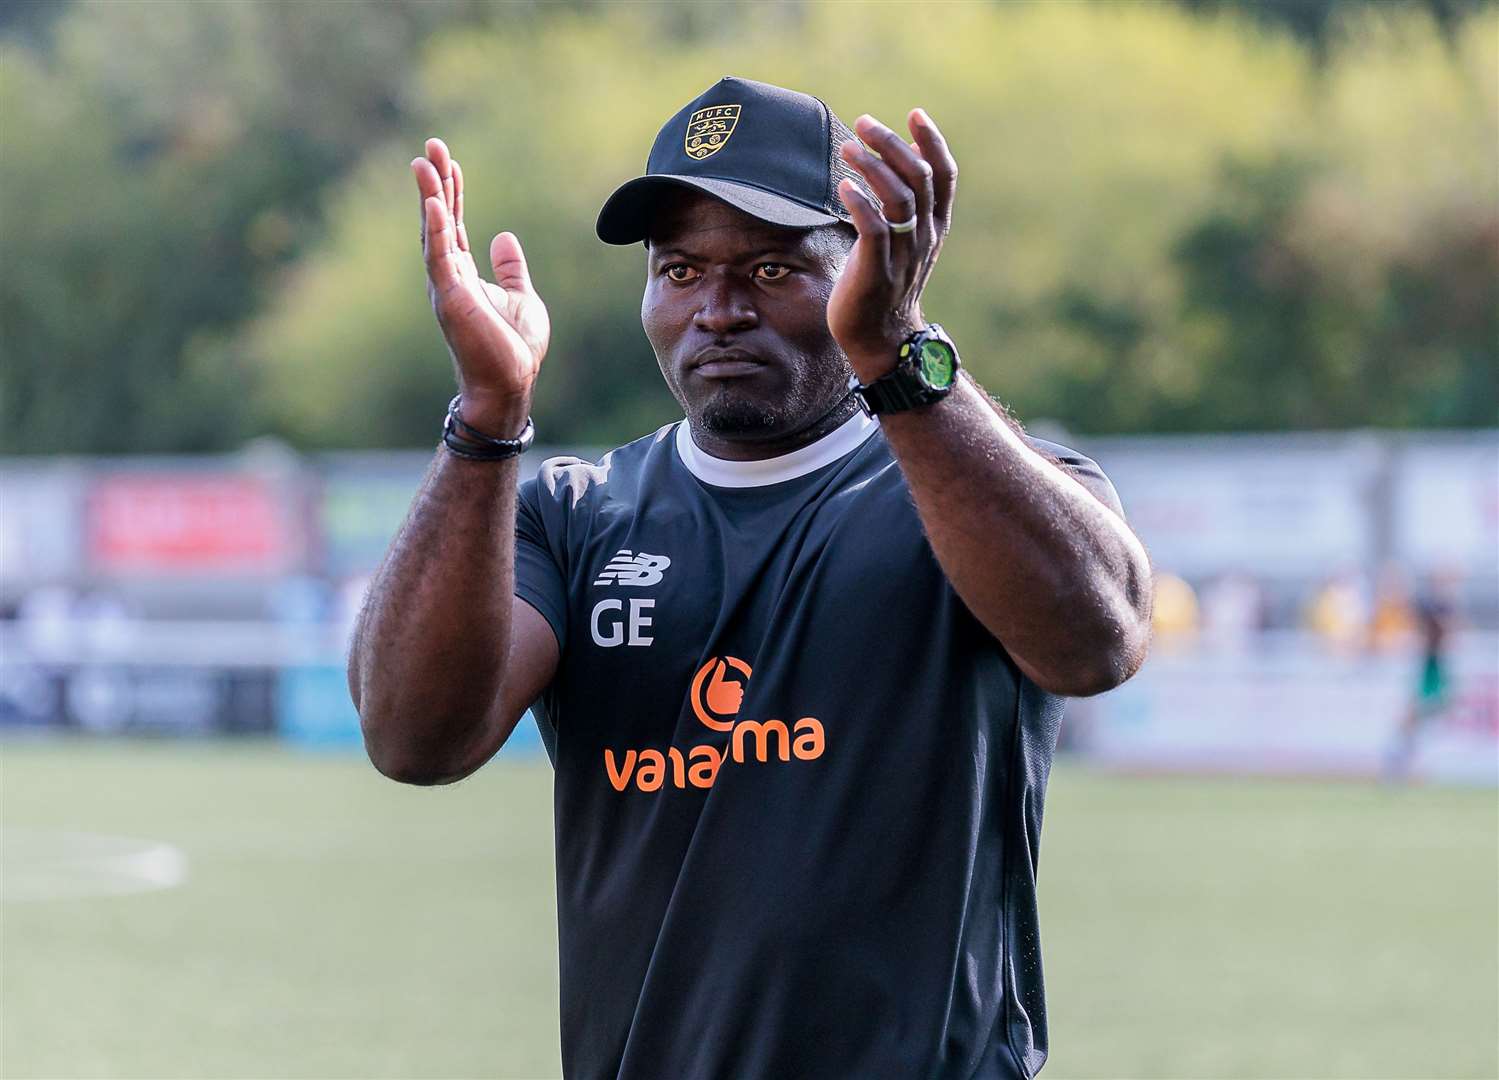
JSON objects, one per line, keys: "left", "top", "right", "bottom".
{"left": 693, "top": 274, "right": 758, "bottom": 336}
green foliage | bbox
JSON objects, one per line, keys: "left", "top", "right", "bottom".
{"left": 0, "top": 0, "right": 492, "bottom": 452}
{"left": 1181, "top": 0, "right": 1493, "bottom": 51}
{"left": 3, "top": 0, "right": 1495, "bottom": 451}
{"left": 253, "top": 1, "right": 1496, "bottom": 446}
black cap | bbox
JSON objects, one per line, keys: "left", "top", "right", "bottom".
{"left": 596, "top": 76, "right": 865, "bottom": 245}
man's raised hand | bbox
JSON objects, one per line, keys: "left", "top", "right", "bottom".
{"left": 413, "top": 137, "right": 550, "bottom": 434}
{"left": 826, "top": 110, "right": 957, "bottom": 382}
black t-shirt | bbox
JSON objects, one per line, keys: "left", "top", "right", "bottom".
{"left": 514, "top": 410, "right": 1119, "bottom": 1080}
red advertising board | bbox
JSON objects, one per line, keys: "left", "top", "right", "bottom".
{"left": 90, "top": 475, "right": 290, "bottom": 573}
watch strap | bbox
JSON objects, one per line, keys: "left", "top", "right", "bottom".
{"left": 850, "top": 324, "right": 960, "bottom": 416}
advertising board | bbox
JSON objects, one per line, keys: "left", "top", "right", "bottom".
{"left": 1082, "top": 633, "right": 1499, "bottom": 785}
{"left": 89, "top": 474, "right": 294, "bottom": 575}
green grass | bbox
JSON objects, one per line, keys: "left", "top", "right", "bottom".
{"left": 2, "top": 741, "right": 1495, "bottom": 1079}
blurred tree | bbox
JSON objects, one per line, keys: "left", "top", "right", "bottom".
{"left": 1178, "top": 0, "right": 1493, "bottom": 51}
{"left": 252, "top": 1, "right": 1495, "bottom": 447}
{"left": 0, "top": 0, "right": 69, "bottom": 48}
{"left": 3, "top": 0, "right": 1495, "bottom": 452}
{"left": 0, "top": 0, "right": 504, "bottom": 452}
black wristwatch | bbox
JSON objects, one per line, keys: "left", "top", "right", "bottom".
{"left": 849, "top": 323, "right": 962, "bottom": 416}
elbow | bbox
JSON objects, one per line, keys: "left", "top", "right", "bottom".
{"left": 1064, "top": 647, "right": 1145, "bottom": 697}
{"left": 1026, "top": 601, "right": 1152, "bottom": 698}
{"left": 350, "top": 664, "right": 483, "bottom": 786}
{"left": 1073, "top": 556, "right": 1154, "bottom": 696}
{"left": 358, "top": 706, "right": 480, "bottom": 787}
{"left": 364, "top": 741, "right": 459, "bottom": 786}
{"left": 1068, "top": 610, "right": 1152, "bottom": 697}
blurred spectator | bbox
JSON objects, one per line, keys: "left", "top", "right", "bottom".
{"left": 75, "top": 589, "right": 131, "bottom": 654}
{"left": 17, "top": 585, "right": 78, "bottom": 656}
{"left": 1304, "top": 567, "right": 1372, "bottom": 654}
{"left": 1151, "top": 572, "right": 1200, "bottom": 650}
{"left": 1200, "top": 570, "right": 1263, "bottom": 654}
{"left": 1367, "top": 562, "right": 1417, "bottom": 654}
{"left": 18, "top": 586, "right": 133, "bottom": 658}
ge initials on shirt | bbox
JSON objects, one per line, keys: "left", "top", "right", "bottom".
{"left": 590, "top": 549, "right": 670, "bottom": 647}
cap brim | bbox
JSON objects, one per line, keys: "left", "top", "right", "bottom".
{"left": 596, "top": 175, "right": 840, "bottom": 245}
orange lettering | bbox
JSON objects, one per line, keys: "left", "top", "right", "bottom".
{"left": 636, "top": 749, "right": 665, "bottom": 792}
{"left": 688, "top": 744, "right": 722, "bottom": 788}
{"left": 732, "top": 718, "right": 790, "bottom": 763}
{"left": 604, "top": 749, "right": 637, "bottom": 792}
{"left": 793, "top": 717, "right": 825, "bottom": 760}
{"left": 667, "top": 746, "right": 686, "bottom": 788}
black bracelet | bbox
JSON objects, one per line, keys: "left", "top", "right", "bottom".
{"left": 442, "top": 395, "right": 535, "bottom": 461}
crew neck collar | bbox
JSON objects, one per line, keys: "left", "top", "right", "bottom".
{"left": 674, "top": 408, "right": 877, "bottom": 488}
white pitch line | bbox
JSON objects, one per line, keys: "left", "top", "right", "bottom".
{"left": 1, "top": 828, "right": 189, "bottom": 902}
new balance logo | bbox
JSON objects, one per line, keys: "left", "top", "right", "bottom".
{"left": 594, "top": 550, "right": 671, "bottom": 587}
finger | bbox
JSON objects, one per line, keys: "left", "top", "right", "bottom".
{"left": 412, "top": 157, "right": 444, "bottom": 253}
{"left": 908, "top": 109, "right": 957, "bottom": 233}
{"left": 854, "top": 114, "right": 933, "bottom": 226}
{"left": 838, "top": 177, "right": 890, "bottom": 268}
{"left": 451, "top": 158, "right": 469, "bottom": 253}
{"left": 425, "top": 137, "right": 455, "bottom": 217}
{"left": 423, "top": 195, "right": 461, "bottom": 291}
{"left": 490, "top": 231, "right": 535, "bottom": 294}
{"left": 839, "top": 139, "right": 917, "bottom": 246}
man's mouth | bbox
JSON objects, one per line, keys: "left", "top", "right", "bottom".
{"left": 690, "top": 348, "right": 768, "bottom": 379}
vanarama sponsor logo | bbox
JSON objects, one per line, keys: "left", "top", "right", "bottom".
{"left": 603, "top": 655, "right": 825, "bottom": 793}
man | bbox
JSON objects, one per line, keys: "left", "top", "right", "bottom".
{"left": 1384, "top": 578, "right": 1458, "bottom": 781}
{"left": 351, "top": 77, "right": 1153, "bottom": 1079}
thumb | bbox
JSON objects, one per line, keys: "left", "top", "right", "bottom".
{"left": 490, "top": 231, "right": 534, "bottom": 293}
{"left": 707, "top": 659, "right": 728, "bottom": 688}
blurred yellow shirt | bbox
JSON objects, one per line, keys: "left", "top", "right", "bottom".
{"left": 1152, "top": 573, "right": 1199, "bottom": 644}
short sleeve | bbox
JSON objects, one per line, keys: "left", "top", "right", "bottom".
{"left": 1024, "top": 435, "right": 1126, "bottom": 520}
{"left": 515, "top": 476, "right": 568, "bottom": 651}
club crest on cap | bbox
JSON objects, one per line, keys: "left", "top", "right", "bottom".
{"left": 684, "top": 104, "right": 741, "bottom": 161}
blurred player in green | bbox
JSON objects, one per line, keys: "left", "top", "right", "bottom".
{"left": 1384, "top": 583, "right": 1456, "bottom": 782}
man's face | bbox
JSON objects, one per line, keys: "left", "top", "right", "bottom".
{"left": 642, "top": 190, "right": 854, "bottom": 449}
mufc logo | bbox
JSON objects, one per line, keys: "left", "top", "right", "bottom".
{"left": 684, "top": 104, "right": 741, "bottom": 161}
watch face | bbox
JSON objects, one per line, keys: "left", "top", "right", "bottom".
{"left": 918, "top": 339, "right": 956, "bottom": 389}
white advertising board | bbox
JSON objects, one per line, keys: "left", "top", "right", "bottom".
{"left": 1392, "top": 439, "right": 1499, "bottom": 580}
{"left": 1081, "top": 632, "right": 1498, "bottom": 786}
{"left": 0, "top": 466, "right": 84, "bottom": 592}
{"left": 1088, "top": 437, "right": 1378, "bottom": 578}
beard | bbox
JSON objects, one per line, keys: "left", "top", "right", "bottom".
{"left": 697, "top": 387, "right": 782, "bottom": 435}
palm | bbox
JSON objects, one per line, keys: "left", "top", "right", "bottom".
{"left": 414, "top": 138, "right": 549, "bottom": 401}
{"left": 437, "top": 244, "right": 549, "bottom": 393}
{"left": 825, "top": 238, "right": 882, "bottom": 351}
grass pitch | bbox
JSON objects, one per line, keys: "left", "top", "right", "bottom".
{"left": 3, "top": 740, "right": 1495, "bottom": 1079}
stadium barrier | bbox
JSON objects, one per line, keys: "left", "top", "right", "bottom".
{"left": 2, "top": 430, "right": 1494, "bottom": 780}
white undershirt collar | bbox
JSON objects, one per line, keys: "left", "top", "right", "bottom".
{"left": 674, "top": 408, "right": 878, "bottom": 488}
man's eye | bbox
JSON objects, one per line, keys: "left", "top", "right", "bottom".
{"left": 755, "top": 263, "right": 790, "bottom": 281}
{"left": 664, "top": 265, "right": 697, "bottom": 282}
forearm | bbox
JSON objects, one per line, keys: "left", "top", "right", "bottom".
{"left": 350, "top": 444, "right": 522, "bottom": 779}
{"left": 878, "top": 372, "right": 1153, "bottom": 696}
